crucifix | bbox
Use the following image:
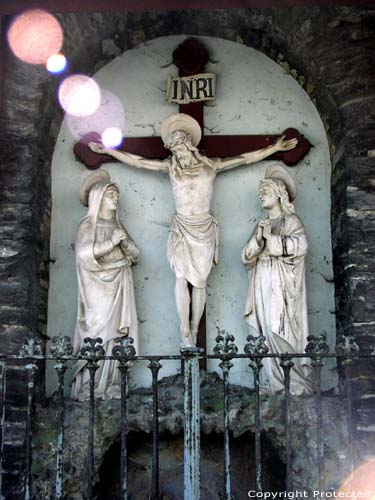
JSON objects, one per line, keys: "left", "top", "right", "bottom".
{"left": 74, "top": 37, "right": 311, "bottom": 361}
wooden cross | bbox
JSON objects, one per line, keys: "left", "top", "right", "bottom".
{"left": 73, "top": 38, "right": 311, "bottom": 361}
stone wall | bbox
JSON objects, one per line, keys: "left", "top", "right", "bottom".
{"left": 0, "top": 6, "right": 374, "bottom": 497}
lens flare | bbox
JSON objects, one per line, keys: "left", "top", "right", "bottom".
{"left": 7, "top": 9, "right": 63, "bottom": 65}
{"left": 46, "top": 54, "right": 67, "bottom": 74}
{"left": 338, "top": 458, "right": 375, "bottom": 497}
{"left": 66, "top": 90, "right": 125, "bottom": 142}
{"left": 101, "top": 128, "right": 123, "bottom": 149}
{"left": 59, "top": 75, "right": 101, "bottom": 117}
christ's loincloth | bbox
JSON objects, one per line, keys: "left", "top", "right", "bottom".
{"left": 167, "top": 212, "right": 219, "bottom": 288}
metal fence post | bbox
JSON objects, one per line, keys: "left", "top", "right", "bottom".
{"left": 214, "top": 328, "right": 238, "bottom": 500}
{"left": 0, "top": 360, "right": 6, "bottom": 500}
{"left": 148, "top": 359, "right": 162, "bottom": 500}
{"left": 112, "top": 335, "right": 136, "bottom": 500}
{"left": 181, "top": 346, "right": 202, "bottom": 500}
{"left": 280, "top": 356, "right": 294, "bottom": 493}
{"left": 20, "top": 338, "right": 42, "bottom": 500}
{"left": 80, "top": 337, "right": 105, "bottom": 500}
{"left": 336, "top": 335, "right": 360, "bottom": 472}
{"left": 244, "top": 335, "right": 269, "bottom": 493}
{"left": 50, "top": 336, "right": 73, "bottom": 500}
{"left": 306, "top": 334, "right": 330, "bottom": 491}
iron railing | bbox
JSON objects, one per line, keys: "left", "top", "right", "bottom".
{"left": 0, "top": 331, "right": 371, "bottom": 500}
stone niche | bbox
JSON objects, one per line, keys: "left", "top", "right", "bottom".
{"left": 96, "top": 432, "right": 284, "bottom": 499}
{"left": 47, "top": 35, "right": 336, "bottom": 391}
{"left": 32, "top": 373, "right": 350, "bottom": 499}
{"left": 39, "top": 33, "right": 342, "bottom": 498}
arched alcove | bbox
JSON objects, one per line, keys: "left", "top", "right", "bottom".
{"left": 47, "top": 35, "right": 336, "bottom": 390}
{"left": 95, "top": 431, "right": 285, "bottom": 499}
{"left": 3, "top": 8, "right": 375, "bottom": 497}
{"left": 4, "top": 8, "right": 369, "bottom": 383}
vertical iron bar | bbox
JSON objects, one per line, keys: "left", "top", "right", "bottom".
{"left": 280, "top": 358, "right": 293, "bottom": 493}
{"left": 221, "top": 361, "right": 233, "bottom": 500}
{"left": 50, "top": 336, "right": 72, "bottom": 500}
{"left": 336, "top": 335, "right": 358, "bottom": 473}
{"left": 0, "top": 362, "right": 6, "bottom": 499}
{"left": 119, "top": 365, "right": 129, "bottom": 500}
{"left": 345, "top": 362, "right": 355, "bottom": 471}
{"left": 215, "top": 330, "right": 237, "bottom": 500}
{"left": 55, "top": 364, "right": 67, "bottom": 500}
{"left": 112, "top": 335, "right": 135, "bottom": 500}
{"left": 24, "top": 363, "right": 37, "bottom": 500}
{"left": 149, "top": 360, "right": 162, "bottom": 500}
{"left": 244, "top": 335, "right": 267, "bottom": 494}
{"left": 80, "top": 337, "right": 104, "bottom": 500}
{"left": 87, "top": 366, "right": 96, "bottom": 500}
{"left": 313, "top": 360, "right": 325, "bottom": 491}
{"left": 182, "top": 347, "right": 202, "bottom": 500}
{"left": 253, "top": 364, "right": 262, "bottom": 492}
{"left": 305, "top": 334, "right": 329, "bottom": 490}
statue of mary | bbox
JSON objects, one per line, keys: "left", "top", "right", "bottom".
{"left": 71, "top": 170, "right": 139, "bottom": 401}
{"left": 242, "top": 164, "right": 312, "bottom": 395}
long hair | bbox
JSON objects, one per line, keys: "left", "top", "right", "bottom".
{"left": 167, "top": 131, "right": 215, "bottom": 175}
{"left": 259, "top": 178, "right": 295, "bottom": 214}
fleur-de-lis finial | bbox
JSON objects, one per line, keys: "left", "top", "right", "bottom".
{"left": 336, "top": 334, "right": 360, "bottom": 365}
{"left": 305, "top": 334, "right": 329, "bottom": 355}
{"left": 19, "top": 338, "right": 43, "bottom": 358}
{"left": 50, "top": 336, "right": 73, "bottom": 358}
{"left": 112, "top": 336, "right": 136, "bottom": 360}
{"left": 80, "top": 337, "right": 105, "bottom": 364}
{"left": 336, "top": 334, "right": 359, "bottom": 354}
{"left": 244, "top": 334, "right": 269, "bottom": 370}
{"left": 244, "top": 335, "right": 269, "bottom": 357}
{"left": 213, "top": 327, "right": 238, "bottom": 359}
{"left": 305, "top": 334, "right": 329, "bottom": 368}
{"left": 112, "top": 335, "right": 136, "bottom": 372}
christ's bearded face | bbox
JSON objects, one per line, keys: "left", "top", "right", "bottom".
{"left": 170, "top": 143, "right": 193, "bottom": 168}
{"left": 168, "top": 130, "right": 194, "bottom": 169}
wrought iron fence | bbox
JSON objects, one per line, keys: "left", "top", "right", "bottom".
{"left": 0, "top": 331, "right": 371, "bottom": 500}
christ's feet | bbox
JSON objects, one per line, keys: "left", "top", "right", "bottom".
{"left": 180, "top": 328, "right": 194, "bottom": 348}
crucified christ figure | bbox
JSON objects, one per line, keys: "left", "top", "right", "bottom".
{"left": 89, "top": 113, "right": 298, "bottom": 348}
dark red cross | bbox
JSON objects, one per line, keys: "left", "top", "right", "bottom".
{"left": 74, "top": 38, "right": 311, "bottom": 360}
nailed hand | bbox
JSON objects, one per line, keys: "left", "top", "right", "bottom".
{"left": 89, "top": 142, "right": 107, "bottom": 154}
{"left": 275, "top": 135, "right": 298, "bottom": 151}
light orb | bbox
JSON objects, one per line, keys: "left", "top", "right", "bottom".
{"left": 46, "top": 54, "right": 67, "bottom": 74}
{"left": 58, "top": 75, "right": 101, "bottom": 117}
{"left": 101, "top": 128, "right": 123, "bottom": 149}
{"left": 338, "top": 458, "right": 375, "bottom": 497}
{"left": 66, "top": 90, "right": 125, "bottom": 142}
{"left": 7, "top": 9, "right": 63, "bottom": 65}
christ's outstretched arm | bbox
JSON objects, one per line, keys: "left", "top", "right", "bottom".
{"left": 89, "top": 142, "right": 169, "bottom": 172}
{"left": 215, "top": 135, "right": 298, "bottom": 172}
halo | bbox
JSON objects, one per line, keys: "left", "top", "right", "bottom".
{"left": 264, "top": 163, "right": 297, "bottom": 201}
{"left": 160, "top": 113, "right": 202, "bottom": 147}
{"left": 80, "top": 169, "right": 110, "bottom": 206}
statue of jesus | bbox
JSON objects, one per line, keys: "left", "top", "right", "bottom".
{"left": 89, "top": 113, "right": 297, "bottom": 348}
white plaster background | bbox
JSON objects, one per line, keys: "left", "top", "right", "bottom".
{"left": 47, "top": 36, "right": 336, "bottom": 392}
